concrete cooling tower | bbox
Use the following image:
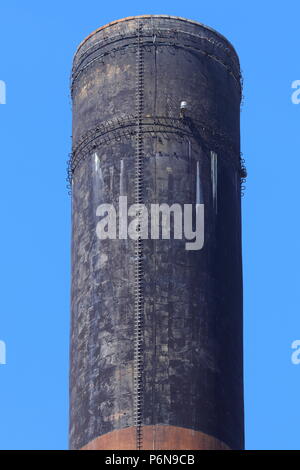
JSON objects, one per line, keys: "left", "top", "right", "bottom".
{"left": 68, "top": 15, "right": 245, "bottom": 450}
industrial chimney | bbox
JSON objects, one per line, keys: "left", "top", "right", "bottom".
{"left": 69, "top": 15, "right": 244, "bottom": 450}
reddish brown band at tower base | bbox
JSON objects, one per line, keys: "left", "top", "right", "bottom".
{"left": 81, "top": 425, "right": 230, "bottom": 450}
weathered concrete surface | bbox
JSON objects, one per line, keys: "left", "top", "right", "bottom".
{"left": 69, "top": 15, "right": 244, "bottom": 450}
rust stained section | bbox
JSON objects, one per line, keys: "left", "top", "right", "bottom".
{"left": 81, "top": 425, "right": 230, "bottom": 450}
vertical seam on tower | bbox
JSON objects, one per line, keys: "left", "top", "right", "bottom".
{"left": 152, "top": 24, "right": 158, "bottom": 449}
{"left": 134, "top": 21, "right": 144, "bottom": 451}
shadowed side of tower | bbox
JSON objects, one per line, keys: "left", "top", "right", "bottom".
{"left": 69, "top": 15, "right": 244, "bottom": 450}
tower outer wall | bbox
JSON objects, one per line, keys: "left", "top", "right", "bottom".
{"left": 69, "top": 15, "right": 244, "bottom": 450}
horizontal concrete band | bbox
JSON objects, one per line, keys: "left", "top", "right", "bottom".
{"left": 74, "top": 15, "right": 240, "bottom": 64}
{"left": 81, "top": 425, "right": 230, "bottom": 450}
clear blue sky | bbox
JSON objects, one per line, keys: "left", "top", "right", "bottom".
{"left": 0, "top": 0, "right": 299, "bottom": 450}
